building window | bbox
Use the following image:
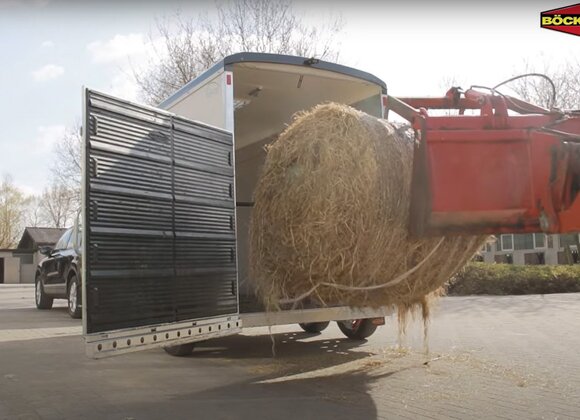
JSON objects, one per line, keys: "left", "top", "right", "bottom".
{"left": 547, "top": 235, "right": 554, "bottom": 249}
{"left": 480, "top": 242, "right": 492, "bottom": 253}
{"left": 514, "top": 233, "right": 534, "bottom": 250}
{"left": 558, "top": 249, "right": 579, "bottom": 264}
{"left": 533, "top": 233, "right": 546, "bottom": 249}
{"left": 524, "top": 252, "right": 545, "bottom": 265}
{"left": 560, "top": 233, "right": 580, "bottom": 248}
{"left": 500, "top": 234, "right": 514, "bottom": 251}
{"left": 494, "top": 234, "right": 548, "bottom": 250}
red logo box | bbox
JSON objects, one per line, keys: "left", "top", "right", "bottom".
{"left": 541, "top": 3, "right": 580, "bottom": 36}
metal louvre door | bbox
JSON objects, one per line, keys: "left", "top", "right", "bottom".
{"left": 82, "top": 89, "right": 240, "bottom": 358}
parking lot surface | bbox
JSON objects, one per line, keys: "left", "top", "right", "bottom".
{"left": 1, "top": 285, "right": 579, "bottom": 419}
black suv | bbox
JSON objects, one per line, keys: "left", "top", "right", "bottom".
{"left": 35, "top": 227, "right": 82, "bottom": 318}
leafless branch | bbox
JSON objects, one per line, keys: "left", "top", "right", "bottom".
{"left": 38, "top": 183, "right": 77, "bottom": 229}
{"left": 134, "top": 1, "right": 344, "bottom": 105}
{"left": 509, "top": 59, "right": 580, "bottom": 110}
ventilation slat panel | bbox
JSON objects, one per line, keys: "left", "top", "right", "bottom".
{"left": 85, "top": 89, "right": 238, "bottom": 335}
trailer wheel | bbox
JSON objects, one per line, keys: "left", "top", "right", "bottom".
{"left": 298, "top": 321, "right": 330, "bottom": 333}
{"left": 163, "top": 343, "right": 196, "bottom": 357}
{"left": 337, "top": 319, "right": 377, "bottom": 340}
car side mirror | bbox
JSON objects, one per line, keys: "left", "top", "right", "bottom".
{"left": 39, "top": 246, "right": 53, "bottom": 256}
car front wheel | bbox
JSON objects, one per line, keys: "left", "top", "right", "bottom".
{"left": 67, "top": 275, "right": 81, "bottom": 319}
{"left": 35, "top": 276, "right": 53, "bottom": 310}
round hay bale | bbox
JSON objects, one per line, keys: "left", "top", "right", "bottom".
{"left": 250, "top": 103, "right": 486, "bottom": 311}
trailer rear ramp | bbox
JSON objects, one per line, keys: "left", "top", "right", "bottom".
{"left": 82, "top": 89, "right": 241, "bottom": 358}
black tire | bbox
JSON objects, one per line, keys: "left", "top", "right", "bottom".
{"left": 35, "top": 276, "right": 53, "bottom": 310}
{"left": 164, "top": 343, "right": 196, "bottom": 357}
{"left": 337, "top": 319, "right": 378, "bottom": 340}
{"left": 67, "top": 275, "right": 82, "bottom": 319}
{"left": 298, "top": 321, "right": 330, "bottom": 333}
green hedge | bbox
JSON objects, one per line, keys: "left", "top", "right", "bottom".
{"left": 447, "top": 262, "right": 580, "bottom": 296}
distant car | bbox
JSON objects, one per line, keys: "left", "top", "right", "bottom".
{"left": 35, "top": 227, "right": 82, "bottom": 318}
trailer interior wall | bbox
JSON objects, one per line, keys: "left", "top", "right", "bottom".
{"left": 231, "top": 61, "right": 383, "bottom": 308}
{"left": 166, "top": 70, "right": 228, "bottom": 131}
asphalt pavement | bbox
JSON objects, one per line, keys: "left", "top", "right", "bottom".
{"left": 1, "top": 285, "right": 579, "bottom": 419}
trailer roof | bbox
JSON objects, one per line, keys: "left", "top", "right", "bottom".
{"left": 158, "top": 52, "right": 387, "bottom": 109}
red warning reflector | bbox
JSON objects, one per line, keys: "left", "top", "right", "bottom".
{"left": 226, "top": 74, "right": 232, "bottom": 85}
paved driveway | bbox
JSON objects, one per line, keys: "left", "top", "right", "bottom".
{"left": 1, "top": 285, "right": 579, "bottom": 419}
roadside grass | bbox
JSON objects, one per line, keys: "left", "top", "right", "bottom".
{"left": 447, "top": 262, "right": 580, "bottom": 295}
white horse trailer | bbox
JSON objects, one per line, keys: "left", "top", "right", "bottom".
{"left": 82, "top": 53, "right": 392, "bottom": 358}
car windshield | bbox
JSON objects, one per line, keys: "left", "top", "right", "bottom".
{"left": 54, "top": 229, "right": 72, "bottom": 250}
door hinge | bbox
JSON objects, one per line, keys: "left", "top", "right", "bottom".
{"left": 89, "top": 115, "right": 98, "bottom": 136}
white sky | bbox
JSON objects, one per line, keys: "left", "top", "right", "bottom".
{"left": 1, "top": 0, "right": 578, "bottom": 194}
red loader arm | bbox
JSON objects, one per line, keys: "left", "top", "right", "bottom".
{"left": 386, "top": 88, "right": 580, "bottom": 237}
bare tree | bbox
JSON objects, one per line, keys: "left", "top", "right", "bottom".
{"left": 51, "top": 123, "right": 82, "bottom": 191}
{"left": 0, "top": 175, "right": 29, "bottom": 248}
{"left": 47, "top": 1, "right": 342, "bottom": 213}
{"left": 438, "top": 75, "right": 463, "bottom": 92}
{"left": 48, "top": 123, "right": 82, "bottom": 224}
{"left": 135, "top": 1, "right": 343, "bottom": 105}
{"left": 24, "top": 196, "right": 44, "bottom": 228}
{"left": 509, "top": 60, "right": 580, "bottom": 110}
{"left": 39, "top": 183, "right": 77, "bottom": 229}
